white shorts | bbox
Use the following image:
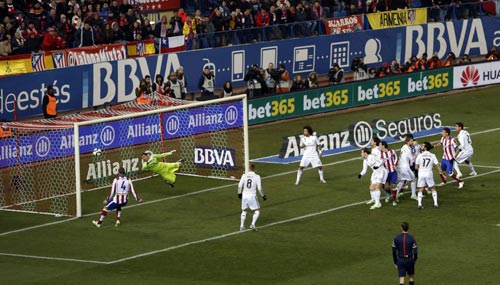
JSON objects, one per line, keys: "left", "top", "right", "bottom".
{"left": 300, "top": 156, "right": 322, "bottom": 168}
{"left": 241, "top": 195, "right": 260, "bottom": 211}
{"left": 398, "top": 166, "right": 416, "bottom": 181}
{"left": 371, "top": 168, "right": 388, "bottom": 184}
{"left": 417, "top": 176, "right": 435, "bottom": 188}
{"left": 455, "top": 148, "right": 473, "bottom": 163}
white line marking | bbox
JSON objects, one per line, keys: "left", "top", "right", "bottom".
{"left": 2, "top": 169, "right": 499, "bottom": 265}
{"left": 0, "top": 252, "right": 107, "bottom": 264}
{"left": 107, "top": 200, "right": 367, "bottom": 264}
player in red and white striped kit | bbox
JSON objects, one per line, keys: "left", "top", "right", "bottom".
{"left": 92, "top": 167, "right": 142, "bottom": 228}
{"left": 434, "top": 127, "right": 464, "bottom": 188}
{"left": 380, "top": 141, "right": 399, "bottom": 206}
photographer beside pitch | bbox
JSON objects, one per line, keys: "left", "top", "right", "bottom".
{"left": 392, "top": 222, "right": 418, "bottom": 285}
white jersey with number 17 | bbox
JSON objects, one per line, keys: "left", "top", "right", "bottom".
{"left": 415, "top": 151, "right": 439, "bottom": 178}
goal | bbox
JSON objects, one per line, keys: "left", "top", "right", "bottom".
{"left": 0, "top": 94, "right": 249, "bottom": 217}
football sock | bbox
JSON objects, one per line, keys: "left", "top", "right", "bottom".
{"left": 395, "top": 181, "right": 404, "bottom": 192}
{"left": 296, "top": 169, "right": 303, "bottom": 184}
{"left": 116, "top": 207, "right": 121, "bottom": 221}
{"left": 453, "top": 161, "right": 463, "bottom": 177}
{"left": 440, "top": 173, "right": 447, "bottom": 183}
{"left": 391, "top": 189, "right": 397, "bottom": 201}
{"left": 432, "top": 190, "right": 438, "bottom": 205}
{"left": 240, "top": 211, "right": 247, "bottom": 228}
{"left": 373, "top": 189, "right": 381, "bottom": 205}
{"left": 417, "top": 192, "right": 423, "bottom": 206}
{"left": 251, "top": 210, "right": 260, "bottom": 226}
{"left": 409, "top": 281, "right": 415, "bottom": 285}
{"left": 370, "top": 190, "right": 374, "bottom": 201}
{"left": 410, "top": 181, "right": 417, "bottom": 196}
{"left": 98, "top": 210, "right": 107, "bottom": 224}
{"left": 451, "top": 173, "right": 462, "bottom": 182}
{"left": 318, "top": 169, "right": 324, "bottom": 180}
{"left": 467, "top": 162, "right": 476, "bottom": 173}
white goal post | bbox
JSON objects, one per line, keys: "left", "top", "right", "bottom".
{"left": 0, "top": 94, "right": 249, "bottom": 218}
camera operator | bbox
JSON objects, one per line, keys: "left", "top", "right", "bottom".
{"left": 244, "top": 64, "right": 264, "bottom": 97}
{"left": 198, "top": 66, "right": 216, "bottom": 101}
{"left": 328, "top": 63, "right": 344, "bottom": 85}
{"left": 351, "top": 57, "right": 368, "bottom": 80}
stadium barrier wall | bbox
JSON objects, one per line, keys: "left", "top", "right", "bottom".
{"left": 0, "top": 17, "right": 499, "bottom": 121}
{"left": 248, "top": 67, "right": 453, "bottom": 125}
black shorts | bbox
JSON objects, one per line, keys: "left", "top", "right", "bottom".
{"left": 397, "top": 258, "right": 415, "bottom": 277}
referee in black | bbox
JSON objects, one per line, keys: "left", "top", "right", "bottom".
{"left": 392, "top": 222, "right": 418, "bottom": 285}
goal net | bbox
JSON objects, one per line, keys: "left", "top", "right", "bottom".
{"left": 0, "top": 94, "right": 248, "bottom": 217}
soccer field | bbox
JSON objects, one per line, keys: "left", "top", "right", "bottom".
{"left": 1, "top": 86, "right": 500, "bottom": 284}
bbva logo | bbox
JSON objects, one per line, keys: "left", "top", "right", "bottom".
{"left": 194, "top": 147, "right": 236, "bottom": 169}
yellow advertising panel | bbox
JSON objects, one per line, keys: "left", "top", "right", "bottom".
{"left": 0, "top": 58, "right": 31, "bottom": 76}
{"left": 367, "top": 8, "right": 427, "bottom": 30}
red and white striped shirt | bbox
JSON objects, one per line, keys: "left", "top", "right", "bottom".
{"left": 381, "top": 148, "right": 398, "bottom": 173}
{"left": 440, "top": 136, "right": 457, "bottom": 160}
{"left": 107, "top": 175, "right": 140, "bottom": 205}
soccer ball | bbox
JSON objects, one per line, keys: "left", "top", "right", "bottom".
{"left": 92, "top": 148, "right": 102, "bottom": 156}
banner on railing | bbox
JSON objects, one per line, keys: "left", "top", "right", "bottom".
{"left": 57, "top": 43, "right": 127, "bottom": 68}
{"left": 367, "top": 8, "right": 427, "bottom": 29}
{"left": 131, "top": 0, "right": 180, "bottom": 12}
{"left": 324, "top": 15, "right": 363, "bottom": 34}
{"left": 127, "top": 40, "right": 156, "bottom": 58}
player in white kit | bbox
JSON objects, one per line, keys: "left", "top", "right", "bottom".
{"left": 295, "top": 126, "right": 326, "bottom": 185}
{"left": 415, "top": 142, "right": 444, "bottom": 209}
{"left": 394, "top": 134, "right": 418, "bottom": 200}
{"left": 238, "top": 164, "right": 267, "bottom": 231}
{"left": 358, "top": 148, "right": 388, "bottom": 209}
{"left": 454, "top": 122, "right": 477, "bottom": 176}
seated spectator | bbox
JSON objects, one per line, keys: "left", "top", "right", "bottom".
{"left": 41, "top": 28, "right": 65, "bottom": 51}
{"left": 459, "top": 54, "right": 471, "bottom": 65}
{"left": 25, "top": 31, "right": 41, "bottom": 53}
{"left": 305, "top": 72, "right": 318, "bottom": 88}
{"left": 222, "top": 81, "right": 233, "bottom": 97}
{"left": 126, "top": 20, "right": 142, "bottom": 41}
{"left": 368, "top": 68, "right": 378, "bottom": 78}
{"left": 443, "top": 52, "right": 456, "bottom": 66}
{"left": 328, "top": 63, "right": 344, "bottom": 85}
{"left": 486, "top": 46, "right": 499, "bottom": 61}
{"left": 290, "top": 75, "right": 306, "bottom": 91}
{"left": 11, "top": 31, "right": 26, "bottom": 55}
{"left": 0, "top": 34, "right": 12, "bottom": 56}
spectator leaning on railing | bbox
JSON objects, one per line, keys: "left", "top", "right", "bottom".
{"left": 486, "top": 46, "right": 499, "bottom": 61}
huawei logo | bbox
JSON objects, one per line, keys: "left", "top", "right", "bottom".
{"left": 460, "top": 65, "right": 480, "bottom": 86}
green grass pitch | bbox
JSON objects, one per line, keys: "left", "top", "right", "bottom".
{"left": 1, "top": 86, "right": 500, "bottom": 284}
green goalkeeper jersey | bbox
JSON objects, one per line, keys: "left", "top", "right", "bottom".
{"left": 142, "top": 152, "right": 180, "bottom": 182}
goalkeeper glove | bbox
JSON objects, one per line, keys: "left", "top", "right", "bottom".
{"left": 238, "top": 193, "right": 242, "bottom": 199}
{"left": 262, "top": 195, "right": 267, "bottom": 201}
{"left": 357, "top": 174, "right": 362, "bottom": 179}
{"left": 168, "top": 150, "right": 177, "bottom": 155}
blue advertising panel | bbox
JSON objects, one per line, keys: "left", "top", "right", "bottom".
{"left": 162, "top": 101, "right": 243, "bottom": 139}
{"left": 1, "top": 17, "right": 499, "bottom": 121}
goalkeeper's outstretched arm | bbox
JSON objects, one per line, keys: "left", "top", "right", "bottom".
{"left": 155, "top": 150, "right": 176, "bottom": 159}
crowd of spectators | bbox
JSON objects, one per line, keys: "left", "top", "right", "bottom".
{"left": 0, "top": 0, "right": 493, "bottom": 57}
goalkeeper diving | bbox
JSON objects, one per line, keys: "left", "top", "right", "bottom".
{"left": 141, "top": 150, "right": 183, "bottom": 188}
